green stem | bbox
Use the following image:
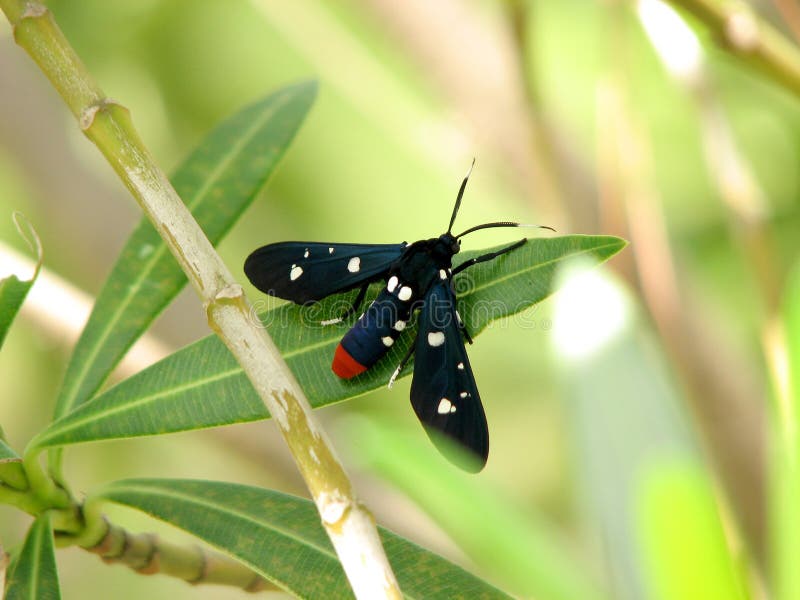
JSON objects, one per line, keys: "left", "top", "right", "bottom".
{"left": 0, "top": 483, "right": 42, "bottom": 514}
{"left": 0, "top": 2, "right": 400, "bottom": 597}
{"left": 68, "top": 498, "right": 277, "bottom": 592}
{"left": 668, "top": 0, "right": 800, "bottom": 99}
{"left": 21, "top": 450, "right": 70, "bottom": 510}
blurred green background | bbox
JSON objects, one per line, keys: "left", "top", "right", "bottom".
{"left": 2, "top": 0, "right": 799, "bottom": 598}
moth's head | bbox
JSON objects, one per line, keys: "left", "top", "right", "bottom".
{"left": 438, "top": 232, "right": 461, "bottom": 256}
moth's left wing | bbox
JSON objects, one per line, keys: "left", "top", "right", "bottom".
{"left": 244, "top": 241, "right": 406, "bottom": 304}
{"left": 410, "top": 280, "right": 488, "bottom": 471}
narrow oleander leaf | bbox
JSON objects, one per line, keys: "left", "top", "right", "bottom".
{"left": 53, "top": 81, "right": 317, "bottom": 422}
{"left": 636, "top": 462, "right": 747, "bottom": 600}
{"left": 0, "top": 274, "right": 34, "bottom": 350}
{"left": 31, "top": 236, "right": 626, "bottom": 449}
{"left": 93, "top": 478, "right": 511, "bottom": 599}
{"left": 5, "top": 514, "right": 61, "bottom": 600}
{"left": 772, "top": 261, "right": 800, "bottom": 600}
{"left": 0, "top": 213, "right": 42, "bottom": 349}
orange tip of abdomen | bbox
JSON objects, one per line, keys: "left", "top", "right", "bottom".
{"left": 332, "top": 343, "right": 367, "bottom": 379}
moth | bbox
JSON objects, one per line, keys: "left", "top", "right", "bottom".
{"left": 244, "top": 162, "right": 552, "bottom": 470}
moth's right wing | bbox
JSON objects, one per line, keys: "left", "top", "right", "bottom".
{"left": 244, "top": 241, "right": 406, "bottom": 304}
{"left": 410, "top": 280, "right": 489, "bottom": 471}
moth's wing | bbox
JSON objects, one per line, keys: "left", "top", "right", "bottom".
{"left": 244, "top": 241, "right": 406, "bottom": 304}
{"left": 410, "top": 280, "right": 488, "bottom": 471}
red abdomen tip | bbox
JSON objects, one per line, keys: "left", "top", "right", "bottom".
{"left": 332, "top": 343, "right": 367, "bottom": 379}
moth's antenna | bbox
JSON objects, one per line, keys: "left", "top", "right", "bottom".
{"left": 447, "top": 158, "right": 475, "bottom": 234}
{"left": 456, "top": 222, "right": 556, "bottom": 239}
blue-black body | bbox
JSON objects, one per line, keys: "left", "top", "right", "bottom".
{"left": 244, "top": 162, "right": 550, "bottom": 471}
{"left": 333, "top": 235, "right": 458, "bottom": 378}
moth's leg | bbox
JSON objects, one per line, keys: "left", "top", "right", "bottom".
{"left": 321, "top": 283, "right": 369, "bottom": 325}
{"left": 451, "top": 238, "right": 526, "bottom": 276}
{"left": 388, "top": 335, "right": 417, "bottom": 388}
{"left": 456, "top": 309, "right": 473, "bottom": 345}
{"left": 449, "top": 239, "right": 525, "bottom": 340}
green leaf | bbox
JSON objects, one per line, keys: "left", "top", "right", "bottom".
{"left": 93, "top": 478, "right": 510, "bottom": 599}
{"left": 344, "top": 417, "right": 606, "bottom": 600}
{"left": 0, "top": 437, "right": 27, "bottom": 490}
{"left": 5, "top": 514, "right": 61, "bottom": 600}
{"left": 31, "top": 235, "right": 625, "bottom": 449}
{"left": 0, "top": 213, "right": 41, "bottom": 350}
{"left": 53, "top": 81, "right": 317, "bottom": 422}
{"left": 771, "top": 261, "right": 800, "bottom": 600}
{"left": 636, "top": 461, "right": 747, "bottom": 600}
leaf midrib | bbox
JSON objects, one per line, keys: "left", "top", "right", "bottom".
{"left": 103, "top": 483, "right": 356, "bottom": 598}
{"left": 37, "top": 366, "right": 248, "bottom": 446}
{"left": 17, "top": 518, "right": 45, "bottom": 600}
{"left": 456, "top": 239, "right": 621, "bottom": 298}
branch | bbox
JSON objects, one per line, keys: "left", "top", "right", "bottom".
{"left": 0, "top": 2, "right": 400, "bottom": 597}
{"left": 81, "top": 518, "right": 276, "bottom": 593}
{"left": 667, "top": 0, "right": 800, "bottom": 99}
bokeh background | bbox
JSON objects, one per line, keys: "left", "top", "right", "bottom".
{"left": 2, "top": 0, "right": 799, "bottom": 598}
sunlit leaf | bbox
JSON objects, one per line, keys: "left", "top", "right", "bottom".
{"left": 31, "top": 236, "right": 626, "bottom": 449}
{"left": 0, "top": 213, "right": 41, "bottom": 349}
{"left": 636, "top": 461, "right": 747, "bottom": 600}
{"left": 93, "top": 478, "right": 511, "bottom": 599}
{"left": 771, "top": 261, "right": 800, "bottom": 600}
{"left": 53, "top": 81, "right": 318, "bottom": 422}
{"left": 552, "top": 264, "right": 745, "bottom": 600}
{"left": 5, "top": 514, "right": 61, "bottom": 600}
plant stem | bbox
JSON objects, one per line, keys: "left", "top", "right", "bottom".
{"left": 76, "top": 502, "right": 277, "bottom": 593}
{"left": 667, "top": 0, "right": 800, "bottom": 99}
{"left": 0, "top": 2, "right": 400, "bottom": 597}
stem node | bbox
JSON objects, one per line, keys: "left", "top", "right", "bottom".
{"left": 80, "top": 99, "right": 126, "bottom": 131}
{"left": 19, "top": 1, "right": 45, "bottom": 20}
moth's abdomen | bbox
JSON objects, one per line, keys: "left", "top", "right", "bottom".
{"left": 332, "top": 279, "right": 415, "bottom": 379}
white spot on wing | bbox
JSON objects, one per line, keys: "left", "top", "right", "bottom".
{"left": 329, "top": 247, "right": 335, "bottom": 254}
{"left": 387, "top": 275, "right": 398, "bottom": 293}
{"left": 290, "top": 265, "right": 303, "bottom": 281}
{"left": 428, "top": 331, "right": 445, "bottom": 347}
{"left": 457, "top": 362, "right": 465, "bottom": 370}
{"left": 460, "top": 391, "right": 469, "bottom": 398}
{"left": 398, "top": 286, "right": 413, "bottom": 301}
{"left": 304, "top": 248, "right": 310, "bottom": 258}
{"left": 437, "top": 398, "right": 453, "bottom": 414}
{"left": 348, "top": 257, "right": 361, "bottom": 273}
{"left": 381, "top": 336, "right": 394, "bottom": 347}
{"left": 439, "top": 269, "right": 447, "bottom": 280}
{"left": 393, "top": 320, "right": 406, "bottom": 331}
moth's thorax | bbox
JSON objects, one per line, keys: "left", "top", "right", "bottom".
{"left": 390, "top": 234, "right": 458, "bottom": 291}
